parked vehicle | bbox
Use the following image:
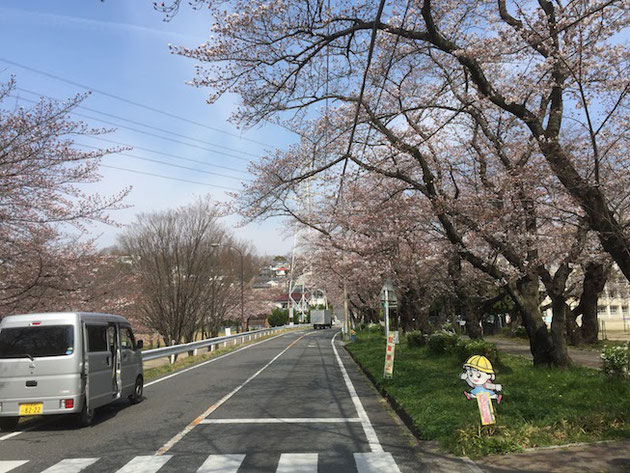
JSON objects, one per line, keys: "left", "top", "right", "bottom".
{"left": 0, "top": 312, "right": 144, "bottom": 431}
{"left": 311, "top": 309, "right": 332, "bottom": 329}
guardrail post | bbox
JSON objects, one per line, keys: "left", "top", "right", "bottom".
{"left": 193, "top": 348, "right": 198, "bottom": 356}
{"left": 169, "top": 340, "right": 176, "bottom": 364}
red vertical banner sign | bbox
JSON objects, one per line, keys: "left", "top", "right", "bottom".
{"left": 384, "top": 331, "right": 397, "bottom": 378}
{"left": 476, "top": 392, "right": 496, "bottom": 425}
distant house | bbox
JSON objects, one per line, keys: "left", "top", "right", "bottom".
{"left": 274, "top": 266, "right": 290, "bottom": 277}
{"left": 273, "top": 290, "right": 310, "bottom": 309}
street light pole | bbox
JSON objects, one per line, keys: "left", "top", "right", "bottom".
{"left": 212, "top": 243, "right": 244, "bottom": 330}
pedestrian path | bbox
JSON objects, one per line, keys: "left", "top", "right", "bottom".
{"left": 485, "top": 336, "right": 604, "bottom": 369}
{"left": 0, "top": 452, "right": 401, "bottom": 473}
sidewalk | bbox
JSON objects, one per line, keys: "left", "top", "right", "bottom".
{"left": 475, "top": 440, "right": 630, "bottom": 473}
{"left": 485, "top": 336, "right": 603, "bottom": 369}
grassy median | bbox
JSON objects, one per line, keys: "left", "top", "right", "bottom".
{"left": 346, "top": 329, "right": 630, "bottom": 459}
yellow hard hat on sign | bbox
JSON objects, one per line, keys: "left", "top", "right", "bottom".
{"left": 464, "top": 355, "right": 495, "bottom": 374}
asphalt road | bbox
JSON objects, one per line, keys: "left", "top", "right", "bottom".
{"left": 0, "top": 329, "right": 461, "bottom": 473}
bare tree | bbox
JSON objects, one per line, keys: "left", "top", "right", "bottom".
{"left": 119, "top": 198, "right": 238, "bottom": 345}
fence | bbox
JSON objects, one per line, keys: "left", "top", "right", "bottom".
{"left": 141, "top": 324, "right": 306, "bottom": 364}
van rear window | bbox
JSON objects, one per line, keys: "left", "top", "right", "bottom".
{"left": 0, "top": 325, "right": 74, "bottom": 358}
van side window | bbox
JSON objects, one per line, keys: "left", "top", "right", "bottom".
{"left": 121, "top": 328, "right": 136, "bottom": 350}
{"left": 87, "top": 325, "right": 108, "bottom": 352}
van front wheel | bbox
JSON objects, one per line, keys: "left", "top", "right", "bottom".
{"left": 77, "top": 401, "right": 94, "bottom": 428}
{"left": 129, "top": 375, "right": 143, "bottom": 404}
{"left": 0, "top": 417, "right": 19, "bottom": 431}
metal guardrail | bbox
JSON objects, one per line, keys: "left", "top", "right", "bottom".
{"left": 141, "top": 324, "right": 307, "bottom": 363}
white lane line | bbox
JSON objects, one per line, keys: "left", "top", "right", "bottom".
{"left": 0, "top": 333, "right": 307, "bottom": 445}
{"left": 196, "top": 454, "right": 245, "bottom": 473}
{"left": 146, "top": 331, "right": 305, "bottom": 387}
{"left": 0, "top": 461, "right": 28, "bottom": 473}
{"left": 0, "top": 416, "right": 57, "bottom": 442}
{"left": 331, "top": 332, "right": 383, "bottom": 453}
{"left": 155, "top": 334, "right": 306, "bottom": 456}
{"left": 275, "top": 453, "right": 318, "bottom": 473}
{"left": 0, "top": 333, "right": 302, "bottom": 445}
{"left": 41, "top": 458, "right": 99, "bottom": 473}
{"left": 354, "top": 452, "right": 401, "bottom": 473}
{"left": 115, "top": 455, "right": 172, "bottom": 473}
{"left": 200, "top": 417, "right": 362, "bottom": 424}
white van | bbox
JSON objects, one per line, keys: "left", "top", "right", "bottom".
{"left": 0, "top": 312, "right": 144, "bottom": 431}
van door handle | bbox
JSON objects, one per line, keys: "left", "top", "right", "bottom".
{"left": 106, "top": 356, "right": 111, "bottom": 366}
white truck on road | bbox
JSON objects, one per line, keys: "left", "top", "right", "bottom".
{"left": 311, "top": 309, "right": 332, "bottom": 330}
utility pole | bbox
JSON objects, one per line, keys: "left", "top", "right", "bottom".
{"left": 343, "top": 280, "right": 350, "bottom": 340}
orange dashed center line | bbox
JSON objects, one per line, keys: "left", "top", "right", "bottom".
{"left": 156, "top": 334, "right": 306, "bottom": 456}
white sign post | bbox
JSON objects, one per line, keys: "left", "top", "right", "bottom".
{"left": 379, "top": 279, "right": 397, "bottom": 340}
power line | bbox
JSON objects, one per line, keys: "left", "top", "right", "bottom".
{"left": 16, "top": 87, "right": 262, "bottom": 160}
{"left": 88, "top": 136, "right": 251, "bottom": 176}
{"left": 78, "top": 144, "right": 250, "bottom": 182}
{"left": 100, "top": 164, "right": 240, "bottom": 190}
{"left": 0, "top": 56, "right": 275, "bottom": 148}
{"left": 10, "top": 94, "right": 252, "bottom": 163}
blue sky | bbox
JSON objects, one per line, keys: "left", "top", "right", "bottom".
{"left": 0, "top": 1, "right": 296, "bottom": 256}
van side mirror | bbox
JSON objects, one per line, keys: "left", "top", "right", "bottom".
{"left": 136, "top": 340, "right": 143, "bottom": 350}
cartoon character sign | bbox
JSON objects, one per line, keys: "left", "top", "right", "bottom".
{"left": 461, "top": 355, "right": 503, "bottom": 404}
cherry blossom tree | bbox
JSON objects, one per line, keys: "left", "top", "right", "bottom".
{"left": 0, "top": 79, "right": 129, "bottom": 316}
{"left": 159, "top": 0, "right": 629, "bottom": 365}
{"left": 161, "top": 0, "right": 630, "bottom": 279}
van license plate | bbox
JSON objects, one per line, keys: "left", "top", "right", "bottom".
{"left": 19, "top": 403, "right": 43, "bottom": 415}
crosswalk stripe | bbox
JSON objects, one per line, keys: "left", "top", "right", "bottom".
{"left": 1, "top": 452, "right": 402, "bottom": 472}
{"left": 275, "top": 453, "right": 318, "bottom": 473}
{"left": 196, "top": 454, "right": 245, "bottom": 473}
{"left": 41, "top": 458, "right": 99, "bottom": 473}
{"left": 115, "top": 455, "right": 172, "bottom": 473}
{"left": 354, "top": 452, "right": 401, "bottom": 473}
{"left": 0, "top": 461, "right": 28, "bottom": 473}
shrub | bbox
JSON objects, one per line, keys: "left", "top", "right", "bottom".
{"left": 427, "top": 330, "right": 459, "bottom": 354}
{"left": 268, "top": 307, "right": 289, "bottom": 327}
{"left": 601, "top": 343, "right": 629, "bottom": 378}
{"left": 441, "top": 322, "right": 455, "bottom": 332}
{"left": 406, "top": 331, "right": 426, "bottom": 348}
{"left": 366, "top": 324, "right": 384, "bottom": 334}
{"left": 456, "top": 339, "right": 499, "bottom": 366}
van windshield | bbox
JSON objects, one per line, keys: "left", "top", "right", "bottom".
{"left": 0, "top": 325, "right": 74, "bottom": 358}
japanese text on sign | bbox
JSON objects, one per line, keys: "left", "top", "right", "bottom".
{"left": 384, "top": 331, "right": 397, "bottom": 378}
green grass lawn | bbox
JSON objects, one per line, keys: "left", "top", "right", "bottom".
{"left": 346, "top": 329, "right": 630, "bottom": 459}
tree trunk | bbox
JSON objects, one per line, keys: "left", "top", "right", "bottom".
{"left": 448, "top": 252, "right": 482, "bottom": 339}
{"left": 579, "top": 262, "right": 609, "bottom": 344}
{"left": 549, "top": 298, "right": 572, "bottom": 367}
{"left": 463, "top": 305, "right": 483, "bottom": 339}
{"left": 508, "top": 275, "right": 555, "bottom": 366}
{"left": 566, "top": 310, "right": 583, "bottom": 346}
{"left": 536, "top": 141, "right": 630, "bottom": 282}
